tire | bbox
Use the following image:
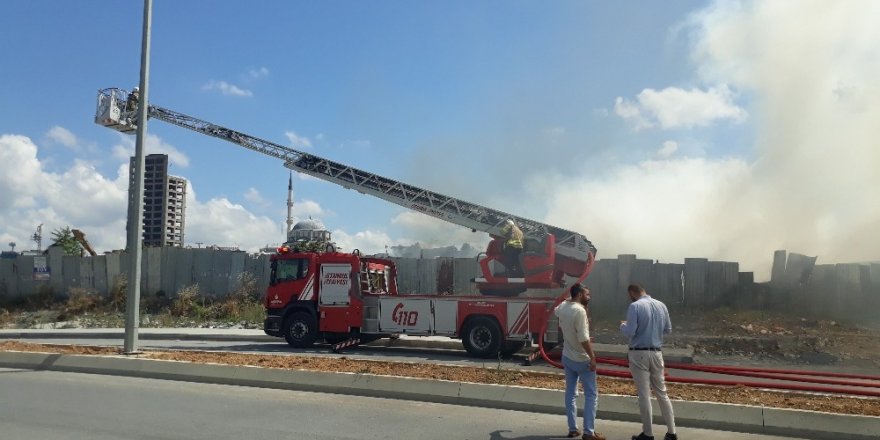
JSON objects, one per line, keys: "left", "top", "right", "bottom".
{"left": 500, "top": 340, "right": 526, "bottom": 357}
{"left": 283, "top": 311, "right": 318, "bottom": 348}
{"left": 461, "top": 316, "right": 503, "bottom": 358}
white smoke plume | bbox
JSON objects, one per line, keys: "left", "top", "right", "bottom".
{"left": 542, "top": 1, "right": 880, "bottom": 279}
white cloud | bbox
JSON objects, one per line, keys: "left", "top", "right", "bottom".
{"left": 0, "top": 134, "right": 129, "bottom": 253}
{"left": 243, "top": 187, "right": 268, "bottom": 207}
{"left": 291, "top": 199, "right": 325, "bottom": 218}
{"left": 0, "top": 131, "right": 285, "bottom": 255}
{"left": 46, "top": 126, "right": 78, "bottom": 148}
{"left": 284, "top": 131, "right": 312, "bottom": 149}
{"left": 615, "top": 85, "right": 747, "bottom": 130}
{"left": 658, "top": 140, "right": 679, "bottom": 157}
{"left": 184, "top": 188, "right": 282, "bottom": 250}
{"left": 247, "top": 67, "right": 270, "bottom": 79}
{"left": 331, "top": 229, "right": 399, "bottom": 254}
{"left": 202, "top": 80, "right": 253, "bottom": 97}
{"left": 112, "top": 133, "right": 190, "bottom": 168}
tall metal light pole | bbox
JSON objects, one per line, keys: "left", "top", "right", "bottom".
{"left": 124, "top": 0, "right": 153, "bottom": 354}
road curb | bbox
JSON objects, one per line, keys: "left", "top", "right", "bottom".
{"left": 0, "top": 330, "right": 695, "bottom": 362}
{"left": 0, "top": 351, "right": 874, "bottom": 439}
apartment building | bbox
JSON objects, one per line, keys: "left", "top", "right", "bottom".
{"left": 129, "top": 154, "right": 187, "bottom": 247}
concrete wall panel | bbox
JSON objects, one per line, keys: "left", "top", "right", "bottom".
{"left": 0, "top": 259, "right": 17, "bottom": 300}
{"left": 17, "top": 256, "right": 36, "bottom": 298}
{"left": 78, "top": 257, "right": 94, "bottom": 289}
{"left": 392, "top": 258, "right": 419, "bottom": 294}
{"left": 191, "top": 249, "right": 214, "bottom": 296}
{"left": 653, "top": 263, "right": 684, "bottom": 308}
{"left": 227, "top": 252, "right": 246, "bottom": 296}
{"left": 683, "top": 258, "right": 708, "bottom": 308}
{"left": 770, "top": 250, "right": 786, "bottom": 287}
{"left": 62, "top": 256, "right": 80, "bottom": 294}
{"left": 173, "top": 248, "right": 196, "bottom": 295}
{"left": 834, "top": 264, "right": 862, "bottom": 320}
{"left": 104, "top": 253, "right": 122, "bottom": 295}
{"left": 782, "top": 253, "right": 817, "bottom": 288}
{"left": 159, "top": 246, "right": 178, "bottom": 296}
{"left": 92, "top": 256, "right": 108, "bottom": 295}
{"left": 47, "top": 246, "right": 65, "bottom": 293}
{"left": 144, "top": 247, "right": 162, "bottom": 296}
{"left": 415, "top": 259, "right": 435, "bottom": 294}
{"left": 584, "top": 259, "right": 619, "bottom": 315}
{"left": 452, "top": 258, "right": 479, "bottom": 295}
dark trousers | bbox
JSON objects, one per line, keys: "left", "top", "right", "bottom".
{"left": 503, "top": 246, "right": 522, "bottom": 276}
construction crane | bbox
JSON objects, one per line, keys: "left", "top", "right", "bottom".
{"left": 72, "top": 229, "right": 98, "bottom": 257}
{"left": 95, "top": 88, "right": 597, "bottom": 295}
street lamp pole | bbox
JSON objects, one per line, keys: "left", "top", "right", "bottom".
{"left": 124, "top": 0, "right": 153, "bottom": 354}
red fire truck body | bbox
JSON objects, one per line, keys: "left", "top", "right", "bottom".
{"left": 263, "top": 249, "right": 560, "bottom": 357}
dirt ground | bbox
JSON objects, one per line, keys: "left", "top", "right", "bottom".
{"left": 593, "top": 308, "right": 880, "bottom": 369}
{"left": 2, "top": 341, "right": 878, "bottom": 417}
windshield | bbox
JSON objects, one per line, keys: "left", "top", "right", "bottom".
{"left": 271, "top": 258, "right": 309, "bottom": 284}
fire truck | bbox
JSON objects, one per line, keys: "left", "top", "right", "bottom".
{"left": 95, "top": 87, "right": 597, "bottom": 357}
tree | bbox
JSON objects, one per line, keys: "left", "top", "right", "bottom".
{"left": 51, "top": 227, "right": 83, "bottom": 256}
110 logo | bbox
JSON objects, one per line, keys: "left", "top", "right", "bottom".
{"left": 391, "top": 303, "right": 419, "bottom": 326}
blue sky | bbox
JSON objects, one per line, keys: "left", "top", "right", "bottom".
{"left": 1, "top": 1, "right": 878, "bottom": 279}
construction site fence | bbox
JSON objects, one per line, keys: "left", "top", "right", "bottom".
{"left": 0, "top": 247, "right": 878, "bottom": 322}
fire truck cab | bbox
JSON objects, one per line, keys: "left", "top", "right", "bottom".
{"left": 264, "top": 248, "right": 560, "bottom": 358}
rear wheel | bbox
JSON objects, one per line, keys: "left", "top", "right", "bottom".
{"left": 461, "top": 316, "right": 503, "bottom": 358}
{"left": 283, "top": 311, "right": 318, "bottom": 348}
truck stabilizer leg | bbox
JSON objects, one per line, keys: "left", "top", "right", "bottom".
{"left": 331, "top": 338, "right": 362, "bottom": 353}
{"left": 522, "top": 349, "right": 543, "bottom": 366}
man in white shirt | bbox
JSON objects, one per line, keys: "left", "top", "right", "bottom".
{"left": 554, "top": 283, "right": 605, "bottom": 440}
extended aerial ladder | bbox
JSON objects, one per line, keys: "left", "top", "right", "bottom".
{"left": 95, "top": 88, "right": 597, "bottom": 295}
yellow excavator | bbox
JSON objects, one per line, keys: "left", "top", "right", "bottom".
{"left": 72, "top": 229, "right": 97, "bottom": 256}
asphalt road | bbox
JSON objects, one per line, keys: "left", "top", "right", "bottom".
{"left": 0, "top": 368, "right": 808, "bottom": 440}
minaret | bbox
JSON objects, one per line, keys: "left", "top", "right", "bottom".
{"left": 286, "top": 172, "right": 294, "bottom": 234}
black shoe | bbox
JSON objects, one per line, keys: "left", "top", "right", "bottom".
{"left": 632, "top": 434, "right": 654, "bottom": 440}
{"left": 664, "top": 434, "right": 677, "bottom": 440}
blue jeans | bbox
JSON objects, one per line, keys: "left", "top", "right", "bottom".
{"left": 563, "top": 355, "right": 598, "bottom": 434}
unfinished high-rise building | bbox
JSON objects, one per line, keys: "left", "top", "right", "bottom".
{"left": 129, "top": 154, "right": 187, "bottom": 247}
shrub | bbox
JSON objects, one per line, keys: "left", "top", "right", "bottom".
{"left": 64, "top": 287, "right": 101, "bottom": 315}
{"left": 170, "top": 284, "right": 203, "bottom": 317}
{"left": 28, "top": 285, "right": 55, "bottom": 310}
{"left": 109, "top": 274, "right": 128, "bottom": 312}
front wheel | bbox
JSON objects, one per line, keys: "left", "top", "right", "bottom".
{"left": 283, "top": 311, "right": 318, "bottom": 348}
{"left": 461, "top": 316, "right": 503, "bottom": 358}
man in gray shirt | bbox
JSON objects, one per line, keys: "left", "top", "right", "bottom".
{"left": 620, "top": 284, "right": 677, "bottom": 440}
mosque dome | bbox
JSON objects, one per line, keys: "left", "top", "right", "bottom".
{"left": 287, "top": 217, "right": 331, "bottom": 243}
{"left": 292, "top": 218, "right": 326, "bottom": 231}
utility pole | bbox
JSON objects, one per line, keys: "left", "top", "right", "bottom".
{"left": 124, "top": 0, "right": 153, "bottom": 354}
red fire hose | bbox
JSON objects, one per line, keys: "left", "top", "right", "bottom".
{"left": 533, "top": 254, "right": 880, "bottom": 397}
